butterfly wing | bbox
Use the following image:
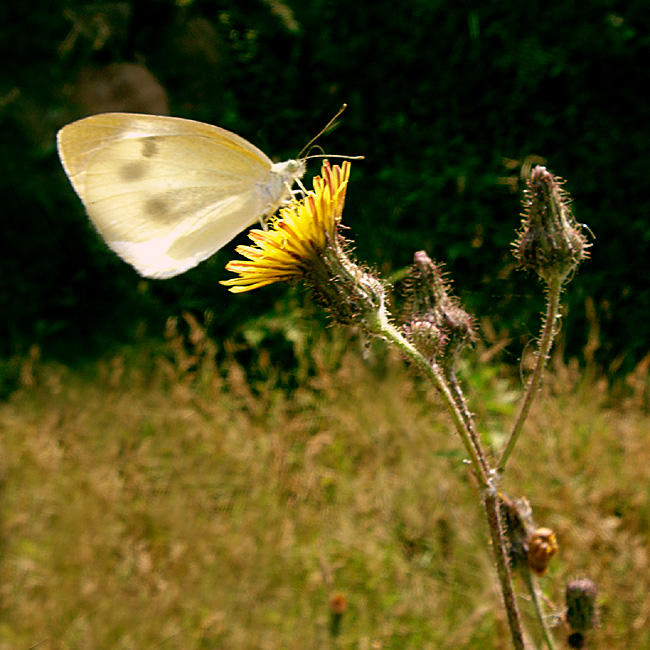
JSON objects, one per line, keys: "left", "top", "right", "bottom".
{"left": 57, "top": 113, "right": 278, "bottom": 278}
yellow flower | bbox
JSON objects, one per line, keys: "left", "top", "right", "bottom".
{"left": 221, "top": 161, "right": 351, "bottom": 293}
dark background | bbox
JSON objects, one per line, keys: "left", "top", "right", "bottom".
{"left": 1, "top": 0, "right": 648, "bottom": 376}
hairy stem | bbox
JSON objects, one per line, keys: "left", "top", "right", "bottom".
{"left": 498, "top": 277, "right": 562, "bottom": 473}
{"left": 521, "top": 569, "right": 558, "bottom": 650}
{"left": 446, "top": 368, "right": 491, "bottom": 477}
{"left": 368, "top": 314, "right": 489, "bottom": 488}
{"left": 484, "top": 490, "right": 526, "bottom": 650}
{"left": 367, "top": 313, "right": 526, "bottom": 648}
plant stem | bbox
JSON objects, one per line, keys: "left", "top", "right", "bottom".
{"left": 368, "top": 313, "right": 527, "bottom": 648}
{"left": 446, "top": 368, "right": 491, "bottom": 477}
{"left": 484, "top": 490, "right": 526, "bottom": 650}
{"left": 521, "top": 569, "right": 558, "bottom": 650}
{"left": 498, "top": 277, "right": 562, "bottom": 473}
{"left": 369, "top": 314, "right": 489, "bottom": 488}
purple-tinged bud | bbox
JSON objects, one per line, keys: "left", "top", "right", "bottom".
{"left": 565, "top": 579, "right": 598, "bottom": 633}
{"left": 513, "top": 166, "right": 589, "bottom": 284}
{"left": 402, "top": 251, "right": 475, "bottom": 365}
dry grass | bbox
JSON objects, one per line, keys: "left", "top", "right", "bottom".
{"left": 1, "top": 333, "right": 648, "bottom": 649}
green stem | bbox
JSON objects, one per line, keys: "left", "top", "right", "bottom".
{"left": 484, "top": 491, "right": 526, "bottom": 650}
{"left": 498, "top": 277, "right": 562, "bottom": 473}
{"left": 364, "top": 310, "right": 527, "bottom": 648}
{"left": 369, "top": 313, "right": 489, "bottom": 488}
{"left": 521, "top": 569, "right": 558, "bottom": 650}
{"left": 446, "top": 367, "right": 491, "bottom": 477}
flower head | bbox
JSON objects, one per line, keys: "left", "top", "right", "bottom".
{"left": 222, "top": 161, "right": 388, "bottom": 329}
{"left": 221, "top": 161, "right": 350, "bottom": 293}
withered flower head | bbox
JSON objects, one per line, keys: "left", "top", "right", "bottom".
{"left": 527, "top": 527, "right": 559, "bottom": 576}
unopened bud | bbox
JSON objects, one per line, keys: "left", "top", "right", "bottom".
{"left": 513, "top": 166, "right": 589, "bottom": 283}
{"left": 402, "top": 251, "right": 475, "bottom": 365}
{"left": 402, "top": 318, "right": 447, "bottom": 359}
{"left": 565, "top": 579, "right": 598, "bottom": 632}
{"left": 329, "top": 592, "right": 348, "bottom": 638}
{"left": 500, "top": 495, "right": 558, "bottom": 576}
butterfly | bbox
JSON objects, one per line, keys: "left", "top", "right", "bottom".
{"left": 57, "top": 112, "right": 306, "bottom": 278}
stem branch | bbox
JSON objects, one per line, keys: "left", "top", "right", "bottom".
{"left": 371, "top": 315, "right": 489, "bottom": 488}
{"left": 484, "top": 491, "right": 526, "bottom": 650}
{"left": 498, "top": 277, "right": 562, "bottom": 472}
{"left": 521, "top": 569, "right": 558, "bottom": 650}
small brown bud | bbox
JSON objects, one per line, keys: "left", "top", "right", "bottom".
{"left": 527, "top": 527, "right": 559, "bottom": 575}
{"left": 329, "top": 592, "right": 348, "bottom": 638}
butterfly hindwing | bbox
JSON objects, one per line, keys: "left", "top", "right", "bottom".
{"left": 57, "top": 112, "right": 305, "bottom": 278}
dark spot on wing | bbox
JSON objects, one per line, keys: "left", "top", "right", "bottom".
{"left": 144, "top": 197, "right": 174, "bottom": 222}
{"left": 141, "top": 138, "right": 159, "bottom": 158}
{"left": 120, "top": 161, "right": 148, "bottom": 182}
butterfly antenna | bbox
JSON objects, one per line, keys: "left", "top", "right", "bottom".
{"left": 298, "top": 104, "right": 348, "bottom": 159}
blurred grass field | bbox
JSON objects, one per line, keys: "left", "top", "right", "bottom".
{"left": 1, "top": 327, "right": 649, "bottom": 649}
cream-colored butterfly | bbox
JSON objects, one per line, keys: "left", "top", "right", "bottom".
{"left": 57, "top": 112, "right": 306, "bottom": 278}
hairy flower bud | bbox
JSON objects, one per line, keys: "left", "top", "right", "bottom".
{"left": 402, "top": 251, "right": 475, "bottom": 365}
{"left": 401, "top": 319, "right": 447, "bottom": 359}
{"left": 566, "top": 579, "right": 598, "bottom": 632}
{"left": 513, "top": 166, "right": 589, "bottom": 284}
{"left": 312, "top": 244, "right": 388, "bottom": 328}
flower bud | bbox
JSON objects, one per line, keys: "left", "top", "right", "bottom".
{"left": 329, "top": 592, "right": 348, "bottom": 638}
{"left": 565, "top": 579, "right": 598, "bottom": 632}
{"left": 401, "top": 318, "right": 447, "bottom": 360}
{"left": 402, "top": 251, "right": 475, "bottom": 365}
{"left": 311, "top": 244, "right": 388, "bottom": 328}
{"left": 499, "top": 495, "right": 558, "bottom": 575}
{"left": 513, "top": 166, "right": 589, "bottom": 284}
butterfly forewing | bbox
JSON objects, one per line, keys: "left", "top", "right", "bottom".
{"left": 56, "top": 112, "right": 303, "bottom": 278}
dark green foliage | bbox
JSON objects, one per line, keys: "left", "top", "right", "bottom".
{"left": 2, "top": 0, "right": 649, "bottom": 372}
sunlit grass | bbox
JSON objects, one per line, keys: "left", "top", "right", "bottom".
{"left": 1, "top": 333, "right": 648, "bottom": 649}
